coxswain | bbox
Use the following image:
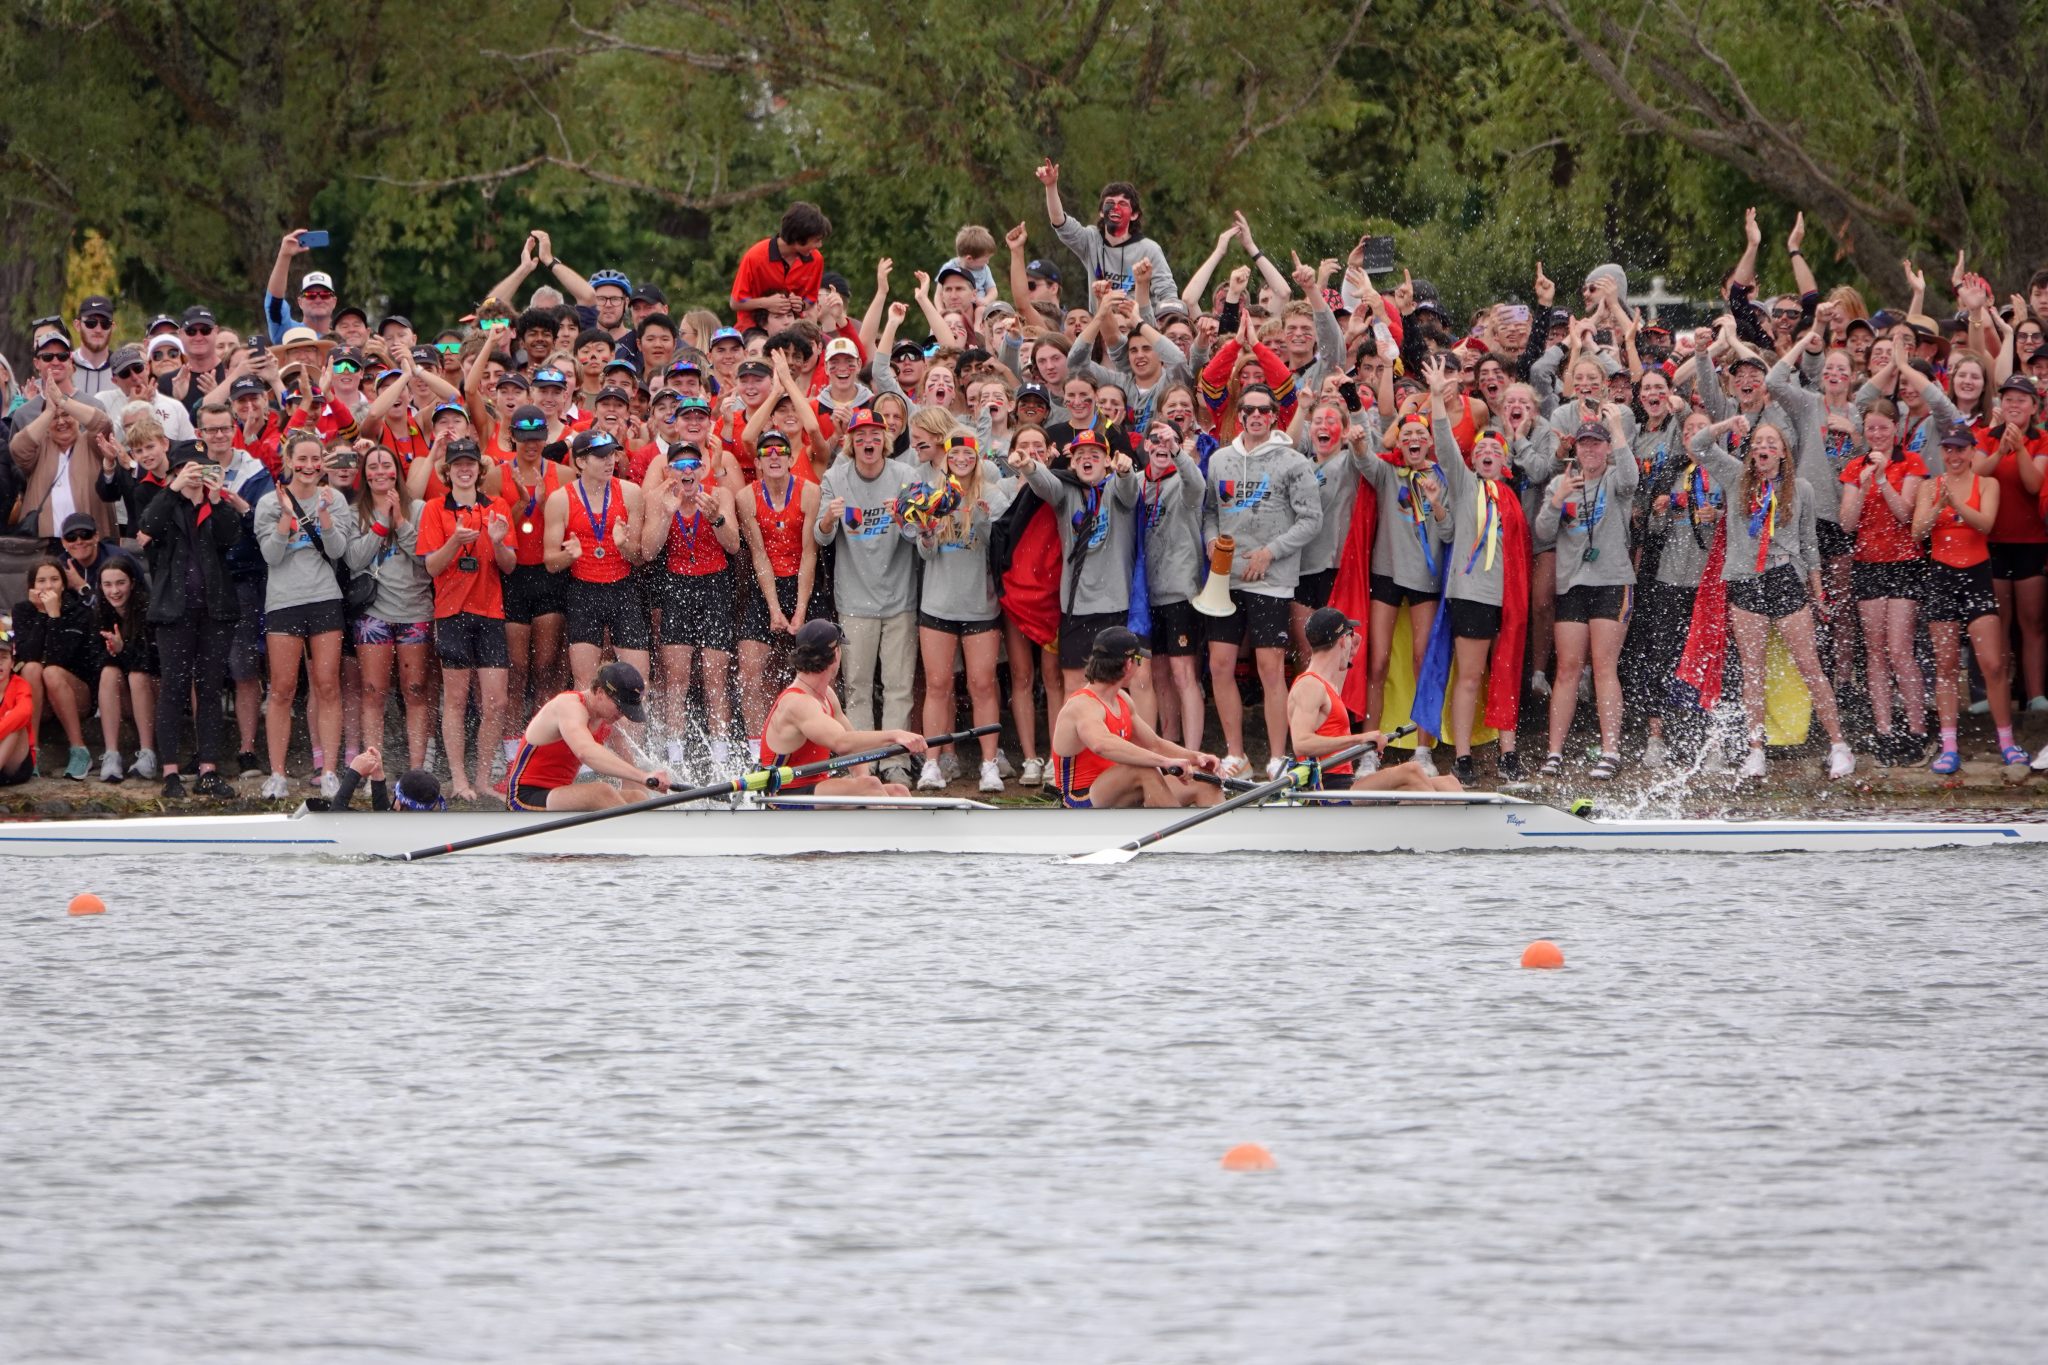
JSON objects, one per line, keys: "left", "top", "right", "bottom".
{"left": 1288, "top": 608, "right": 1464, "bottom": 792}
{"left": 1050, "top": 626, "right": 1221, "bottom": 808}
{"left": 757, "top": 619, "right": 928, "bottom": 796}
{"left": 506, "top": 661, "right": 673, "bottom": 811}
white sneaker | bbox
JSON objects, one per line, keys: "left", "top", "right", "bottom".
{"left": 917, "top": 760, "right": 946, "bottom": 791}
{"left": 1412, "top": 746, "right": 1438, "bottom": 777}
{"left": 100, "top": 751, "right": 125, "bottom": 782}
{"left": 1968, "top": 698, "right": 1991, "bottom": 715}
{"left": 1528, "top": 671, "right": 1551, "bottom": 699}
{"left": 938, "top": 750, "right": 961, "bottom": 782}
{"left": 1739, "top": 746, "right": 1767, "bottom": 779}
{"left": 319, "top": 771, "right": 341, "bottom": 799}
{"left": 132, "top": 748, "right": 160, "bottom": 779}
{"left": 2034, "top": 743, "right": 2048, "bottom": 773}
{"left": 979, "top": 760, "right": 1003, "bottom": 793}
{"left": 1219, "top": 754, "right": 1251, "bottom": 780}
{"left": 1264, "top": 755, "right": 1288, "bottom": 780}
{"left": 1827, "top": 742, "right": 1856, "bottom": 780}
{"left": 1356, "top": 747, "right": 1381, "bottom": 774}
{"left": 2029, "top": 696, "right": 2048, "bottom": 714}
{"left": 995, "top": 751, "right": 1016, "bottom": 779}
{"left": 261, "top": 773, "right": 291, "bottom": 799}
{"left": 1641, "top": 733, "right": 1669, "bottom": 769}
{"left": 1020, "top": 756, "right": 1044, "bottom": 785}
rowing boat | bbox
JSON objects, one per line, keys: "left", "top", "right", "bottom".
{"left": 2, "top": 791, "right": 2044, "bottom": 858}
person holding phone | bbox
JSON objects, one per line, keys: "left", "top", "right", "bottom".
{"left": 254, "top": 432, "right": 355, "bottom": 800}
{"left": 417, "top": 438, "right": 518, "bottom": 802}
{"left": 138, "top": 441, "right": 245, "bottom": 799}
{"left": 264, "top": 229, "right": 338, "bottom": 342}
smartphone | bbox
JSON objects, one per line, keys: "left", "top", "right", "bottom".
{"left": 201, "top": 464, "right": 226, "bottom": 488}
{"left": 1359, "top": 235, "right": 1397, "bottom": 275}
{"left": 298, "top": 230, "right": 330, "bottom": 249}
{"left": 250, "top": 335, "right": 268, "bottom": 356}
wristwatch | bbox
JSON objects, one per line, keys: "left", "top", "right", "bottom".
{"left": 710, "top": 514, "right": 727, "bottom": 528}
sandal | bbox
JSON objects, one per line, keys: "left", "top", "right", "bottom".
{"left": 1537, "top": 752, "right": 1564, "bottom": 779}
{"left": 1930, "top": 749, "right": 1962, "bottom": 775}
{"left": 1999, "top": 745, "right": 2030, "bottom": 766}
{"left": 1588, "top": 752, "right": 1622, "bottom": 781}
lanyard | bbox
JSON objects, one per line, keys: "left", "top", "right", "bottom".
{"left": 576, "top": 478, "right": 612, "bottom": 558}
{"left": 1748, "top": 478, "right": 1778, "bottom": 572}
{"left": 1396, "top": 464, "right": 1442, "bottom": 576}
{"left": 1463, "top": 479, "right": 1502, "bottom": 575}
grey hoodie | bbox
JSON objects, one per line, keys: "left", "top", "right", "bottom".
{"left": 1140, "top": 452, "right": 1206, "bottom": 604}
{"left": 911, "top": 479, "right": 1015, "bottom": 623}
{"left": 1436, "top": 418, "right": 1556, "bottom": 607}
{"left": 1022, "top": 461, "right": 1142, "bottom": 614}
{"left": 1691, "top": 432, "right": 1822, "bottom": 582}
{"left": 344, "top": 498, "right": 434, "bottom": 625}
{"left": 1201, "top": 432, "right": 1325, "bottom": 597}
{"left": 1533, "top": 446, "right": 1640, "bottom": 593}
{"left": 1354, "top": 426, "right": 1452, "bottom": 593}
{"left": 255, "top": 486, "right": 356, "bottom": 612}
{"left": 816, "top": 455, "right": 920, "bottom": 618}
{"left": 1052, "top": 217, "right": 1181, "bottom": 315}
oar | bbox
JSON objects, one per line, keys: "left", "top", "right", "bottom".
{"left": 396, "top": 724, "right": 999, "bottom": 862}
{"left": 1068, "top": 727, "right": 1414, "bottom": 866}
{"left": 1187, "top": 724, "right": 1420, "bottom": 795}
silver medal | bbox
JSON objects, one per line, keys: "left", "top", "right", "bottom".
{"left": 520, "top": 520, "right": 534, "bottom": 534}
{"left": 592, "top": 546, "right": 606, "bottom": 559}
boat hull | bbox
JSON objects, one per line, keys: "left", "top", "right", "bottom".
{"left": 2, "top": 797, "right": 2045, "bottom": 859}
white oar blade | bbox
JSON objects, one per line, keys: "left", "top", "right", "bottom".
{"left": 1066, "top": 847, "right": 1138, "bottom": 866}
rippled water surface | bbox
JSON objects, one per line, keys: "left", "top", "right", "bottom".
{"left": 5, "top": 849, "right": 2046, "bottom": 1363}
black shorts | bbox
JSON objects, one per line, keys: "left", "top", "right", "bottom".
{"left": 1447, "top": 597, "right": 1503, "bottom": 639}
{"left": 1923, "top": 561, "right": 1999, "bottom": 624}
{"left": 1725, "top": 563, "right": 1808, "bottom": 620}
{"left": 1369, "top": 571, "right": 1438, "bottom": 608}
{"left": 739, "top": 573, "right": 802, "bottom": 644}
{"left": 1989, "top": 542, "right": 2047, "bottom": 582}
{"left": 1293, "top": 567, "right": 1336, "bottom": 610}
{"left": 1059, "top": 610, "right": 1130, "bottom": 670}
{"left": 1852, "top": 559, "right": 1924, "bottom": 602}
{"left": 0, "top": 752, "right": 33, "bottom": 786}
{"left": 502, "top": 563, "right": 568, "bottom": 624}
{"left": 509, "top": 782, "right": 555, "bottom": 812}
{"left": 1314, "top": 769, "right": 1354, "bottom": 791}
{"left": 1147, "top": 599, "right": 1200, "bottom": 657}
{"left": 565, "top": 576, "right": 650, "bottom": 650}
{"left": 1206, "top": 590, "right": 1291, "bottom": 651}
{"left": 1816, "top": 519, "right": 1857, "bottom": 560}
{"left": 918, "top": 612, "right": 1000, "bottom": 638}
{"left": 435, "top": 612, "right": 509, "bottom": 670}
{"left": 659, "top": 571, "right": 737, "bottom": 652}
{"left": 265, "top": 599, "right": 345, "bottom": 639}
{"left": 1555, "top": 583, "right": 1632, "bottom": 624}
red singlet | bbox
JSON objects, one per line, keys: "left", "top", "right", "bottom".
{"left": 1056, "top": 687, "right": 1132, "bottom": 804}
{"left": 759, "top": 684, "right": 836, "bottom": 791}
{"left": 1302, "top": 670, "right": 1354, "bottom": 776}
{"left": 753, "top": 479, "right": 805, "bottom": 577}
{"left": 503, "top": 459, "right": 566, "bottom": 568}
{"left": 1930, "top": 475, "right": 1990, "bottom": 569}
{"left": 663, "top": 496, "right": 730, "bottom": 576}
{"left": 508, "top": 692, "right": 613, "bottom": 806}
{"left": 565, "top": 476, "right": 629, "bottom": 584}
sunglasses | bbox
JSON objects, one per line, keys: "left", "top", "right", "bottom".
{"left": 62, "top": 530, "right": 97, "bottom": 543}
{"left": 1771, "top": 309, "right": 1802, "bottom": 321}
{"left": 80, "top": 317, "right": 112, "bottom": 329}
{"left": 301, "top": 289, "right": 335, "bottom": 299}
{"left": 671, "top": 458, "right": 703, "bottom": 473}
{"left": 1239, "top": 404, "right": 1275, "bottom": 415}
{"left": 114, "top": 365, "right": 145, "bottom": 380}
{"left": 151, "top": 350, "right": 181, "bottom": 361}
{"left": 434, "top": 342, "right": 461, "bottom": 354}
{"left": 36, "top": 351, "right": 69, "bottom": 364}
{"left": 332, "top": 360, "right": 361, "bottom": 374}
{"left": 184, "top": 324, "right": 215, "bottom": 336}
{"left": 478, "top": 318, "right": 510, "bottom": 331}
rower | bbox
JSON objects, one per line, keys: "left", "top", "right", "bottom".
{"left": 1288, "top": 608, "right": 1463, "bottom": 792}
{"left": 1050, "top": 626, "right": 1221, "bottom": 809}
{"left": 313, "top": 746, "right": 444, "bottom": 812}
{"left": 506, "top": 662, "right": 674, "bottom": 811}
{"left": 757, "top": 619, "right": 928, "bottom": 797}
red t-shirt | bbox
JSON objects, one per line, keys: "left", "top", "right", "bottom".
{"left": 729, "top": 236, "right": 825, "bottom": 330}
{"left": 1973, "top": 425, "right": 2048, "bottom": 544}
{"left": 415, "top": 494, "right": 511, "bottom": 619}
{"left": 1839, "top": 451, "right": 1927, "bottom": 564}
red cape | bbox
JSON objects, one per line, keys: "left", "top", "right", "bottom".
{"left": 1484, "top": 482, "right": 1531, "bottom": 730}
{"left": 1673, "top": 522, "right": 1730, "bottom": 711}
{"left": 1002, "top": 503, "right": 1062, "bottom": 648}
{"left": 1327, "top": 473, "right": 1380, "bottom": 719}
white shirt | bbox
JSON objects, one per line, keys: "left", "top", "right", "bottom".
{"left": 47, "top": 445, "right": 77, "bottom": 530}
{"left": 97, "top": 388, "right": 196, "bottom": 442}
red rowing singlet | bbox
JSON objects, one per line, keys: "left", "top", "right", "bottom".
{"left": 1931, "top": 475, "right": 1990, "bottom": 568}
{"left": 1303, "top": 670, "right": 1354, "bottom": 776}
{"left": 504, "top": 459, "right": 565, "bottom": 568}
{"left": 759, "top": 685, "right": 835, "bottom": 791}
{"left": 663, "top": 495, "right": 729, "bottom": 576}
{"left": 508, "top": 692, "right": 613, "bottom": 800}
{"left": 1056, "top": 688, "right": 1132, "bottom": 805}
{"left": 752, "top": 478, "right": 804, "bottom": 577}
{"left": 566, "top": 476, "right": 628, "bottom": 584}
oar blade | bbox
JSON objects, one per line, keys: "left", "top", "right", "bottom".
{"left": 1066, "top": 846, "right": 1138, "bottom": 866}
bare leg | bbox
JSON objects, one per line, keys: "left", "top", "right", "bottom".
{"left": 1824, "top": 553, "right": 1855, "bottom": 683}
{"left": 236, "top": 677, "right": 262, "bottom": 756}
{"left": 1930, "top": 622, "right": 1963, "bottom": 731}
{"left": 700, "top": 649, "right": 733, "bottom": 742}
{"left": 506, "top": 620, "right": 533, "bottom": 721}
{"left": 264, "top": 635, "right": 306, "bottom": 775}
{"left": 358, "top": 641, "right": 395, "bottom": 758}
{"left": 2015, "top": 574, "right": 2048, "bottom": 701}
{"left": 1886, "top": 597, "right": 1926, "bottom": 732}
{"left": 339, "top": 653, "right": 363, "bottom": 758}
{"left": 442, "top": 668, "right": 476, "bottom": 800}
{"left": 1170, "top": 654, "right": 1204, "bottom": 753}
{"left": 1858, "top": 598, "right": 1896, "bottom": 733}
{"left": 1365, "top": 599, "right": 1397, "bottom": 730}
{"left": 1002, "top": 616, "right": 1040, "bottom": 761}
{"left": 738, "top": 639, "right": 777, "bottom": 739}
{"left": 531, "top": 613, "right": 567, "bottom": 699}
{"left": 98, "top": 666, "right": 126, "bottom": 754}
{"left": 1588, "top": 616, "right": 1626, "bottom": 754}
{"left": 1150, "top": 654, "right": 1182, "bottom": 744}
{"left": 1728, "top": 608, "right": 1771, "bottom": 737}
{"left": 568, "top": 641, "right": 602, "bottom": 691}
{"left": 962, "top": 629, "right": 1002, "bottom": 761}
{"left": 307, "top": 632, "right": 344, "bottom": 778}
{"left": 1546, "top": 621, "right": 1588, "bottom": 754}
{"left": 398, "top": 641, "right": 434, "bottom": 768}
{"left": 1253, "top": 646, "right": 1288, "bottom": 760}
{"left": 474, "top": 668, "right": 510, "bottom": 796}
{"left": 45, "top": 665, "right": 87, "bottom": 749}
{"left": 1969, "top": 612, "right": 2016, "bottom": 733}
{"left": 1529, "top": 550, "right": 1556, "bottom": 680}
{"left": 1405, "top": 599, "right": 1439, "bottom": 746}
{"left": 1771, "top": 608, "right": 1844, "bottom": 745}
{"left": 1208, "top": 639, "right": 1245, "bottom": 757}
{"left": 1450, "top": 636, "right": 1491, "bottom": 756}
{"left": 128, "top": 673, "right": 156, "bottom": 754}
{"left": 919, "top": 627, "right": 960, "bottom": 760}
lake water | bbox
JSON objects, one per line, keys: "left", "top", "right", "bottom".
{"left": 4, "top": 849, "right": 2045, "bottom": 1363}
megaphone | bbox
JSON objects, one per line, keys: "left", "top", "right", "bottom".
{"left": 1191, "top": 534, "right": 1238, "bottom": 618}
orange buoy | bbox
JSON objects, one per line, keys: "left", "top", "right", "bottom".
{"left": 67, "top": 893, "right": 107, "bottom": 917}
{"left": 1220, "top": 1142, "right": 1275, "bottom": 1171}
{"left": 1521, "top": 939, "right": 1564, "bottom": 969}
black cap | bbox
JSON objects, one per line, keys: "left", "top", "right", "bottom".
{"left": 935, "top": 262, "right": 973, "bottom": 286}
{"left": 334, "top": 303, "right": 369, "bottom": 325}
{"left": 181, "top": 305, "right": 216, "bottom": 328}
{"left": 595, "top": 661, "right": 648, "bottom": 723}
{"left": 1573, "top": 421, "right": 1614, "bottom": 444}
{"left": 735, "top": 358, "right": 772, "bottom": 379}
{"left": 757, "top": 429, "right": 793, "bottom": 451}
{"left": 496, "top": 371, "right": 531, "bottom": 392}
{"left": 147, "top": 314, "right": 179, "bottom": 336}
{"left": 59, "top": 512, "right": 99, "bottom": 538}
{"left": 1026, "top": 259, "right": 1062, "bottom": 283}
{"left": 1087, "top": 625, "right": 1146, "bottom": 663}
{"left": 629, "top": 281, "right": 666, "bottom": 305}
{"left": 331, "top": 345, "right": 367, "bottom": 368}
{"left": 791, "top": 618, "right": 845, "bottom": 672}
{"left": 1939, "top": 422, "right": 1977, "bottom": 448}
{"left": 1304, "top": 607, "right": 1360, "bottom": 650}
{"left": 443, "top": 437, "right": 483, "bottom": 463}
{"left": 164, "top": 439, "right": 213, "bottom": 471}
{"left": 509, "top": 404, "right": 549, "bottom": 438}
{"left": 1015, "top": 382, "right": 1052, "bottom": 410}
{"left": 1728, "top": 352, "right": 1768, "bottom": 373}
{"left": 228, "top": 376, "right": 268, "bottom": 400}
{"left": 820, "top": 270, "right": 851, "bottom": 298}
{"left": 77, "top": 295, "right": 114, "bottom": 321}
{"left": 378, "top": 314, "right": 413, "bottom": 334}
{"left": 890, "top": 339, "right": 926, "bottom": 362}
{"left": 570, "top": 430, "right": 619, "bottom": 460}
{"left": 2000, "top": 375, "right": 2040, "bottom": 399}
{"left": 594, "top": 385, "right": 633, "bottom": 405}
{"left": 393, "top": 768, "right": 442, "bottom": 810}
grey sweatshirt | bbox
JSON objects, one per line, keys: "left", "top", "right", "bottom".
{"left": 1853, "top": 377, "right": 1962, "bottom": 460}
{"left": 344, "top": 498, "right": 435, "bottom": 625}
{"left": 1435, "top": 417, "right": 1554, "bottom": 606}
{"left": 816, "top": 455, "right": 919, "bottom": 618}
{"left": 1765, "top": 357, "right": 1858, "bottom": 525}
{"left": 1201, "top": 433, "right": 1325, "bottom": 597}
{"left": 911, "top": 479, "right": 1015, "bottom": 622}
{"left": 1140, "top": 452, "right": 1206, "bottom": 604}
{"left": 1051, "top": 217, "right": 1181, "bottom": 315}
{"left": 1513, "top": 425, "right": 1563, "bottom": 555}
{"left": 1647, "top": 453, "right": 1723, "bottom": 589}
{"left": 1691, "top": 434, "right": 1821, "bottom": 582}
{"left": 1695, "top": 356, "right": 1800, "bottom": 471}
{"left": 1533, "top": 449, "right": 1640, "bottom": 593}
{"left": 255, "top": 486, "right": 356, "bottom": 611}
{"left": 1353, "top": 431, "right": 1452, "bottom": 593}
{"left": 1022, "top": 461, "right": 1141, "bottom": 614}
{"left": 1297, "top": 436, "right": 1366, "bottom": 577}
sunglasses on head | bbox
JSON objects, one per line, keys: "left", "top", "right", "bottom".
{"left": 31, "top": 314, "right": 64, "bottom": 330}
{"left": 184, "top": 324, "right": 215, "bottom": 336}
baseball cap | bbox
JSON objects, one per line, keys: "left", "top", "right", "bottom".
{"left": 60, "top": 512, "right": 99, "bottom": 539}
{"left": 1304, "top": 607, "right": 1360, "bottom": 650}
{"left": 890, "top": 339, "right": 926, "bottom": 362}
{"left": 509, "top": 404, "right": 549, "bottom": 438}
{"left": 532, "top": 367, "right": 569, "bottom": 388}
{"left": 667, "top": 356, "right": 703, "bottom": 375}
{"left": 570, "top": 430, "right": 619, "bottom": 459}
{"left": 823, "top": 337, "right": 860, "bottom": 363}
{"left": 146, "top": 315, "right": 180, "bottom": 337}
{"left": 845, "top": 409, "right": 886, "bottom": 433}
{"left": 378, "top": 314, "right": 412, "bottom": 334}
{"left": 443, "top": 437, "right": 483, "bottom": 463}
{"left": 603, "top": 356, "right": 640, "bottom": 376}
{"left": 147, "top": 334, "right": 186, "bottom": 357}
{"left": 757, "top": 430, "right": 793, "bottom": 452}
{"left": 334, "top": 303, "right": 369, "bottom": 325}
{"left": 1014, "top": 382, "right": 1052, "bottom": 410}
{"left": 708, "top": 327, "right": 744, "bottom": 348}
{"left": 1940, "top": 422, "right": 1977, "bottom": 448}
{"left": 595, "top": 661, "right": 648, "bottom": 723}
{"left": 594, "top": 385, "right": 633, "bottom": 406}
{"left": 77, "top": 295, "right": 114, "bottom": 321}
{"left": 228, "top": 376, "right": 268, "bottom": 400}
{"left": 301, "top": 271, "right": 336, "bottom": 293}
{"left": 32, "top": 326, "right": 71, "bottom": 355}
{"left": 1573, "top": 421, "right": 1613, "bottom": 444}
{"left": 109, "top": 344, "right": 144, "bottom": 371}
{"left": 1026, "top": 259, "right": 1062, "bottom": 283}
{"left": 1087, "top": 625, "right": 1146, "bottom": 662}
{"left": 496, "top": 371, "right": 531, "bottom": 392}
{"left": 431, "top": 400, "right": 468, "bottom": 421}
{"left": 735, "top": 359, "right": 772, "bottom": 379}
{"left": 935, "top": 263, "right": 973, "bottom": 286}
{"left": 629, "top": 281, "right": 666, "bottom": 305}
{"left": 1069, "top": 429, "right": 1108, "bottom": 454}
{"left": 2000, "top": 375, "right": 2040, "bottom": 399}
{"left": 164, "top": 439, "right": 213, "bottom": 471}
{"left": 181, "top": 306, "right": 216, "bottom": 329}
{"left": 675, "top": 396, "right": 712, "bottom": 417}
{"left": 790, "top": 619, "right": 845, "bottom": 671}
{"left": 1728, "top": 352, "right": 1768, "bottom": 372}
